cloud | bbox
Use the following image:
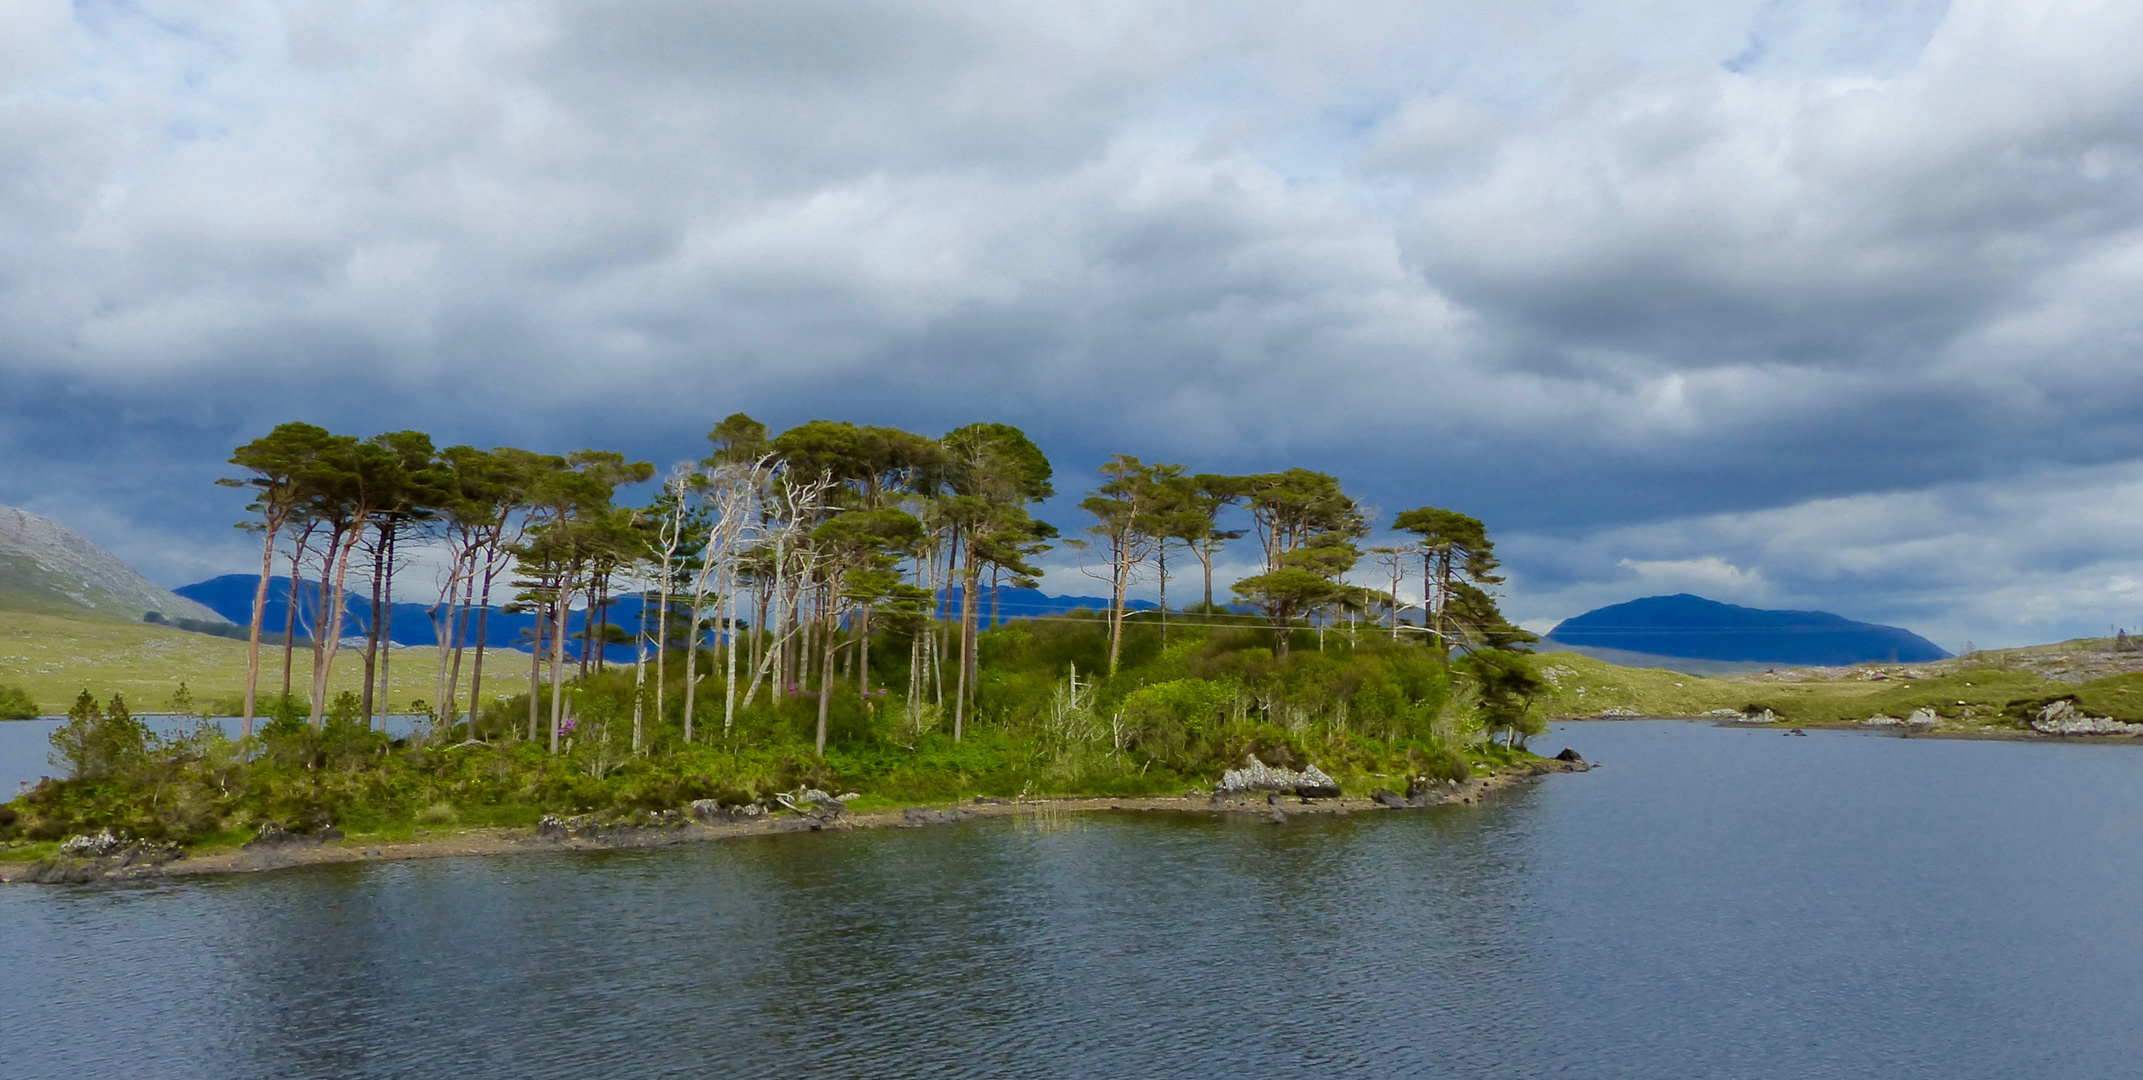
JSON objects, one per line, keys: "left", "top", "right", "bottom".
{"left": 1504, "top": 461, "right": 2143, "bottom": 649}
{"left": 1, "top": 0, "right": 2141, "bottom": 649}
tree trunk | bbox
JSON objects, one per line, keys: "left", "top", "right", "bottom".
{"left": 241, "top": 519, "right": 280, "bottom": 739}
{"left": 1390, "top": 572, "right": 1400, "bottom": 641}
{"left": 723, "top": 576, "right": 740, "bottom": 734}
{"left": 1157, "top": 544, "right": 1168, "bottom": 642}
{"left": 527, "top": 601, "right": 545, "bottom": 743}
{"left": 655, "top": 557, "right": 672, "bottom": 731}
{"left": 377, "top": 524, "right": 401, "bottom": 725}
{"left": 682, "top": 594, "right": 703, "bottom": 745}
{"left": 1107, "top": 536, "right": 1130, "bottom": 675}
{"left": 361, "top": 522, "right": 386, "bottom": 726}
{"left": 281, "top": 533, "right": 309, "bottom": 700}
{"left": 1197, "top": 542, "right": 1215, "bottom": 611}
{"left": 442, "top": 554, "right": 475, "bottom": 733}
{"left": 856, "top": 605, "right": 870, "bottom": 696}
{"left": 954, "top": 535, "right": 979, "bottom": 741}
{"left": 631, "top": 594, "right": 649, "bottom": 754}
{"left": 469, "top": 550, "right": 497, "bottom": 733}
{"left": 815, "top": 605, "right": 837, "bottom": 756}
{"left": 311, "top": 519, "right": 369, "bottom": 728}
{"left": 549, "top": 584, "right": 571, "bottom": 754}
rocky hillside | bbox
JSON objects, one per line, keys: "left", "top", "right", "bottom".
{"left": 0, "top": 504, "right": 226, "bottom": 624}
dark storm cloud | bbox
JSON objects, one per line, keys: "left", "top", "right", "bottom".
{"left": 2, "top": 0, "right": 2141, "bottom": 646}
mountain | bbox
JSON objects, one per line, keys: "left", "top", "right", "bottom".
{"left": 0, "top": 504, "right": 227, "bottom": 623}
{"left": 1543, "top": 593, "right": 1949, "bottom": 667}
{"left": 173, "top": 576, "right": 1148, "bottom": 654}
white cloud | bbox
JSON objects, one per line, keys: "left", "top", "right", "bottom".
{"left": 1506, "top": 461, "right": 2143, "bottom": 649}
{"left": 3, "top": 0, "right": 2143, "bottom": 649}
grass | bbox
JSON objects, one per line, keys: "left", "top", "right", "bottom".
{"left": 1538, "top": 638, "right": 2143, "bottom": 732}
{"left": 0, "top": 609, "right": 514, "bottom": 715}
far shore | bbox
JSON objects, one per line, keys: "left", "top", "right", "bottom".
{"left": 1562, "top": 713, "right": 2143, "bottom": 745}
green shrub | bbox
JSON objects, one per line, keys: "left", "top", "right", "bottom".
{"left": 0, "top": 684, "right": 41, "bottom": 719}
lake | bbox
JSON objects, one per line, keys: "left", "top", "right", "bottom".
{"left": 5, "top": 720, "right": 2142, "bottom": 1078}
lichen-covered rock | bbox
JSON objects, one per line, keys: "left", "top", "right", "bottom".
{"left": 28, "top": 833, "right": 182, "bottom": 883}
{"left": 1216, "top": 756, "right": 1339, "bottom": 798}
{"left": 2031, "top": 700, "right": 2143, "bottom": 736}
{"left": 58, "top": 829, "right": 123, "bottom": 857}
{"left": 690, "top": 800, "right": 765, "bottom": 824}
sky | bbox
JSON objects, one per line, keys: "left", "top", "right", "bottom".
{"left": 3, "top": 0, "right": 2142, "bottom": 651}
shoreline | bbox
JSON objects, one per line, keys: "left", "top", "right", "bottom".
{"left": 0, "top": 760, "right": 1587, "bottom": 885}
{"left": 1560, "top": 713, "right": 2143, "bottom": 745}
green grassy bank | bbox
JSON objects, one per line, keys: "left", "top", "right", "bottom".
{"left": 2, "top": 615, "right": 1546, "bottom": 851}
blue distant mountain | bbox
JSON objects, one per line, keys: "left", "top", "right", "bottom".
{"left": 1544, "top": 593, "right": 1949, "bottom": 666}
{"left": 174, "top": 575, "right": 1146, "bottom": 656}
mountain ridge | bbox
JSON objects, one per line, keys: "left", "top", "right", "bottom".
{"left": 1544, "top": 593, "right": 1948, "bottom": 666}
{"left": 0, "top": 504, "right": 226, "bottom": 624}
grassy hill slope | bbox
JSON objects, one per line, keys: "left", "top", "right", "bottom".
{"left": 0, "top": 610, "right": 500, "bottom": 715}
{"left": 1540, "top": 636, "right": 2143, "bottom": 732}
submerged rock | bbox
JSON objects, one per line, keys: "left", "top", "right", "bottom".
{"left": 899, "top": 807, "right": 977, "bottom": 827}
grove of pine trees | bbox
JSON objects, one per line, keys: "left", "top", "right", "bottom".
{"left": 4, "top": 415, "right": 1548, "bottom": 846}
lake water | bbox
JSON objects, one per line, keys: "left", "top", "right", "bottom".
{"left": 5, "top": 720, "right": 2143, "bottom": 1079}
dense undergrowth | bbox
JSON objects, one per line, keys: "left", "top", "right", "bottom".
{"left": 1, "top": 615, "right": 1543, "bottom": 848}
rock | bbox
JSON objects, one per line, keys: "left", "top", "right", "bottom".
{"left": 1906, "top": 708, "right": 1939, "bottom": 728}
{"left": 58, "top": 829, "right": 124, "bottom": 857}
{"left": 1595, "top": 706, "right": 1642, "bottom": 718}
{"left": 1371, "top": 788, "right": 1409, "bottom": 809}
{"left": 1554, "top": 748, "right": 1586, "bottom": 764}
{"left": 1216, "top": 756, "right": 1338, "bottom": 798}
{"left": 2031, "top": 699, "right": 2143, "bottom": 736}
{"left": 1699, "top": 709, "right": 1742, "bottom": 718}
{"left": 690, "top": 799, "right": 765, "bottom": 824}
{"left": 777, "top": 788, "right": 848, "bottom": 825}
{"left": 27, "top": 834, "right": 182, "bottom": 883}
